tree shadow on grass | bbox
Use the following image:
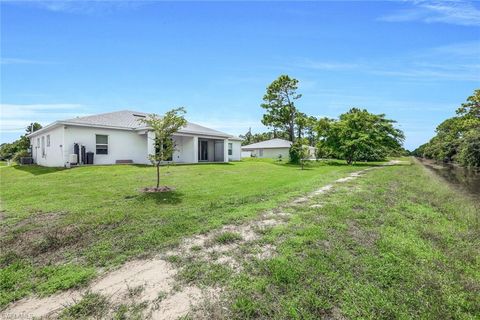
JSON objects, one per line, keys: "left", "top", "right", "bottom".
{"left": 128, "top": 163, "right": 235, "bottom": 169}
{"left": 12, "top": 165, "right": 66, "bottom": 176}
{"left": 272, "top": 159, "right": 391, "bottom": 169}
{"left": 135, "top": 190, "right": 184, "bottom": 205}
{"left": 319, "top": 160, "right": 386, "bottom": 167}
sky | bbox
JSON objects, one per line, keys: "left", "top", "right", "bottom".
{"left": 1, "top": 0, "right": 479, "bottom": 150}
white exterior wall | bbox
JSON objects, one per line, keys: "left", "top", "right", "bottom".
{"left": 192, "top": 136, "right": 199, "bottom": 163}
{"left": 307, "top": 146, "right": 316, "bottom": 159}
{"left": 223, "top": 139, "right": 229, "bottom": 163}
{"left": 228, "top": 140, "right": 241, "bottom": 161}
{"left": 250, "top": 148, "right": 290, "bottom": 160}
{"left": 64, "top": 126, "right": 149, "bottom": 165}
{"left": 241, "top": 151, "right": 252, "bottom": 158}
{"left": 171, "top": 135, "right": 196, "bottom": 163}
{"left": 31, "top": 126, "right": 65, "bottom": 167}
{"left": 147, "top": 131, "right": 155, "bottom": 162}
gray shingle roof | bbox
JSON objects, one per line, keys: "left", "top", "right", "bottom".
{"left": 62, "top": 110, "right": 232, "bottom": 138}
{"left": 241, "top": 138, "right": 292, "bottom": 150}
{"left": 64, "top": 110, "right": 144, "bottom": 128}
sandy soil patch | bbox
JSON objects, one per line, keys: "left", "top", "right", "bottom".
{"left": 1, "top": 259, "right": 176, "bottom": 319}
{"left": 149, "top": 286, "right": 203, "bottom": 320}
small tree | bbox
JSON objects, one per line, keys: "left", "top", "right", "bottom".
{"left": 325, "top": 108, "right": 404, "bottom": 165}
{"left": 289, "top": 140, "right": 309, "bottom": 169}
{"left": 141, "top": 108, "right": 187, "bottom": 189}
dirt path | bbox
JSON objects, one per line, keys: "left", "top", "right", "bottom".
{"left": 1, "top": 163, "right": 399, "bottom": 319}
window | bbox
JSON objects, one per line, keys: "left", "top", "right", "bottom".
{"left": 46, "top": 135, "right": 50, "bottom": 147}
{"left": 259, "top": 149, "right": 264, "bottom": 157}
{"left": 228, "top": 143, "right": 233, "bottom": 156}
{"left": 96, "top": 135, "right": 108, "bottom": 154}
{"left": 199, "top": 140, "right": 208, "bottom": 161}
{"left": 37, "top": 138, "right": 40, "bottom": 147}
{"left": 41, "top": 136, "right": 45, "bottom": 157}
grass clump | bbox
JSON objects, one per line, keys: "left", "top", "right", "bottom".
{"left": 0, "top": 261, "right": 95, "bottom": 307}
{"left": 0, "top": 261, "right": 34, "bottom": 307}
{"left": 113, "top": 301, "right": 148, "bottom": 320}
{"left": 214, "top": 232, "right": 243, "bottom": 244}
{"left": 60, "top": 292, "right": 109, "bottom": 319}
{"left": 178, "top": 261, "right": 231, "bottom": 286}
{"left": 36, "top": 264, "right": 96, "bottom": 295}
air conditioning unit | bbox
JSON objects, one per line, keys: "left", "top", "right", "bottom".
{"left": 69, "top": 154, "right": 78, "bottom": 164}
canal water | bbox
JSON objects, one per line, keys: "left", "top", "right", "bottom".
{"left": 418, "top": 158, "right": 480, "bottom": 200}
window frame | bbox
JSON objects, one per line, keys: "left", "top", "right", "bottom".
{"left": 95, "top": 134, "right": 109, "bottom": 155}
{"left": 41, "top": 136, "right": 45, "bottom": 157}
{"left": 46, "top": 135, "right": 50, "bottom": 147}
{"left": 228, "top": 143, "right": 233, "bottom": 156}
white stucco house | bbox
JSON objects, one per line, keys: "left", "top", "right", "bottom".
{"left": 28, "top": 110, "right": 242, "bottom": 167}
{"left": 241, "top": 138, "right": 315, "bottom": 160}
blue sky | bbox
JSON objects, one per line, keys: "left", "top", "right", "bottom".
{"left": 1, "top": 0, "right": 479, "bottom": 150}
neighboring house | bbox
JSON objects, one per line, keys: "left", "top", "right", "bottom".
{"left": 28, "top": 110, "right": 242, "bottom": 167}
{"left": 241, "top": 138, "right": 315, "bottom": 160}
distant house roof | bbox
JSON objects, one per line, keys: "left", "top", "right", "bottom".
{"left": 241, "top": 138, "right": 292, "bottom": 150}
{"left": 28, "top": 110, "right": 236, "bottom": 139}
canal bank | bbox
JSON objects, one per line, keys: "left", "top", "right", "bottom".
{"left": 416, "top": 158, "right": 480, "bottom": 200}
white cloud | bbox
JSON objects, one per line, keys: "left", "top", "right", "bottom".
{"left": 3, "top": 0, "right": 148, "bottom": 15}
{"left": 0, "top": 103, "right": 90, "bottom": 133}
{"left": 296, "top": 41, "right": 480, "bottom": 82}
{"left": 431, "top": 40, "right": 480, "bottom": 57}
{"left": 370, "top": 66, "right": 480, "bottom": 82}
{"left": 293, "top": 59, "right": 359, "bottom": 71}
{"left": 0, "top": 58, "right": 45, "bottom": 65}
{"left": 379, "top": 0, "right": 480, "bottom": 26}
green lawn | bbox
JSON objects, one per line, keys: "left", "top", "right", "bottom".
{"left": 207, "top": 160, "right": 480, "bottom": 319}
{"left": 3, "top": 159, "right": 477, "bottom": 317}
{"left": 0, "top": 159, "right": 369, "bottom": 307}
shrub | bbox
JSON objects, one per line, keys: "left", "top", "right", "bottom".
{"left": 289, "top": 141, "right": 308, "bottom": 164}
{"left": 315, "top": 140, "right": 331, "bottom": 159}
{"left": 12, "top": 150, "right": 30, "bottom": 162}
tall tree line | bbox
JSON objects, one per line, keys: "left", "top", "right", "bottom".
{"left": 0, "top": 123, "right": 42, "bottom": 161}
{"left": 413, "top": 89, "right": 480, "bottom": 167}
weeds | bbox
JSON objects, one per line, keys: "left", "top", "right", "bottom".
{"left": 60, "top": 292, "right": 109, "bottom": 319}
{"left": 214, "top": 232, "right": 243, "bottom": 244}
{"left": 127, "top": 284, "right": 145, "bottom": 299}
